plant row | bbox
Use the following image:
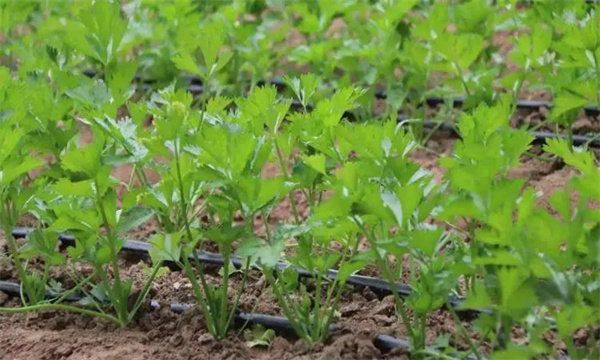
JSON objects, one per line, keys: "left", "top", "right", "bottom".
{"left": 2, "top": 0, "right": 600, "bottom": 140}
{"left": 1, "top": 58, "right": 599, "bottom": 358}
{"left": 0, "top": 1, "right": 599, "bottom": 358}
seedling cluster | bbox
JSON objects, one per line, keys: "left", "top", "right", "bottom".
{"left": 0, "top": 1, "right": 599, "bottom": 359}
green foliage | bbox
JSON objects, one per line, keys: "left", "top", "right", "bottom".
{"left": 245, "top": 325, "right": 276, "bottom": 348}
{"left": 1, "top": 2, "right": 600, "bottom": 359}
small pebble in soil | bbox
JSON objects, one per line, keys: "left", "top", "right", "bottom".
{"left": 169, "top": 333, "right": 183, "bottom": 346}
{"left": 270, "top": 336, "right": 292, "bottom": 352}
{"left": 50, "top": 317, "right": 68, "bottom": 331}
{"left": 197, "top": 333, "right": 213, "bottom": 344}
{"left": 372, "top": 314, "right": 395, "bottom": 325}
{"left": 361, "top": 286, "right": 378, "bottom": 301}
{"left": 147, "top": 329, "right": 161, "bottom": 340}
{"left": 340, "top": 302, "right": 362, "bottom": 316}
{"left": 291, "top": 340, "right": 311, "bottom": 355}
{"left": 53, "top": 345, "right": 74, "bottom": 358}
{"left": 373, "top": 295, "right": 395, "bottom": 316}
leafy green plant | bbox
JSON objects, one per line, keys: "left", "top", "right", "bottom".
{"left": 2, "top": 1, "right": 600, "bottom": 357}
{"left": 0, "top": 117, "right": 45, "bottom": 306}
{"left": 36, "top": 137, "right": 163, "bottom": 327}
{"left": 438, "top": 99, "right": 535, "bottom": 350}
{"left": 337, "top": 119, "right": 468, "bottom": 356}
{"left": 245, "top": 324, "right": 276, "bottom": 348}
{"left": 172, "top": 21, "right": 233, "bottom": 104}
{"left": 232, "top": 83, "right": 367, "bottom": 345}
{"left": 0, "top": 65, "right": 76, "bottom": 306}
{"left": 547, "top": 8, "right": 600, "bottom": 144}
{"left": 62, "top": 0, "right": 138, "bottom": 73}
{"left": 542, "top": 139, "right": 600, "bottom": 359}
{"left": 503, "top": 23, "right": 553, "bottom": 114}
{"left": 0, "top": 74, "right": 155, "bottom": 326}
{"left": 436, "top": 99, "right": 600, "bottom": 358}
{"left": 141, "top": 85, "right": 294, "bottom": 339}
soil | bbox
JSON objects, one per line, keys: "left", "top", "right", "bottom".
{"left": 0, "top": 253, "right": 472, "bottom": 360}
{"left": 1, "top": 244, "right": 493, "bottom": 360}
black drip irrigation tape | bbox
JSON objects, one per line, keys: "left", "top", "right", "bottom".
{"left": 146, "top": 300, "right": 315, "bottom": 337}
{"left": 81, "top": 70, "right": 600, "bottom": 117}
{"left": 181, "top": 79, "right": 600, "bottom": 147}
{"left": 80, "top": 70, "right": 600, "bottom": 147}
{"left": 9, "top": 227, "right": 481, "bottom": 316}
{"left": 421, "top": 96, "right": 600, "bottom": 116}
{"left": 189, "top": 85, "right": 600, "bottom": 148}
{"left": 0, "top": 279, "right": 81, "bottom": 303}
{"left": 416, "top": 119, "right": 600, "bottom": 148}
{"left": 0, "top": 280, "right": 481, "bottom": 359}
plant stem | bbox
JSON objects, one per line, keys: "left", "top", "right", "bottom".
{"left": 454, "top": 62, "right": 472, "bottom": 97}
{"left": 587, "top": 324, "right": 599, "bottom": 357}
{"left": 127, "top": 164, "right": 137, "bottom": 189}
{"left": 110, "top": 133, "right": 166, "bottom": 228}
{"left": 568, "top": 124, "right": 574, "bottom": 147}
{"left": 219, "top": 241, "right": 231, "bottom": 336}
{"left": 421, "top": 121, "right": 444, "bottom": 147}
{"left": 447, "top": 301, "right": 482, "bottom": 360}
{"left": 274, "top": 141, "right": 300, "bottom": 224}
{"left": 94, "top": 180, "right": 127, "bottom": 324}
{"left": 54, "top": 271, "right": 97, "bottom": 304}
{"left": 312, "top": 269, "right": 323, "bottom": 340}
{"left": 173, "top": 138, "right": 220, "bottom": 337}
{"left": 263, "top": 268, "right": 309, "bottom": 343}
{"left": 529, "top": 119, "right": 550, "bottom": 132}
{"left": 354, "top": 217, "right": 417, "bottom": 346}
{"left": 320, "top": 246, "right": 350, "bottom": 341}
{"left": 181, "top": 257, "right": 216, "bottom": 334}
{"left": 413, "top": 348, "right": 456, "bottom": 360}
{"left": 419, "top": 313, "right": 427, "bottom": 351}
{"left": 584, "top": 133, "right": 600, "bottom": 148}
{"left": 524, "top": 151, "right": 555, "bottom": 162}
{"left": 592, "top": 50, "right": 600, "bottom": 107}
{"left": 321, "top": 281, "right": 344, "bottom": 343}
{"left": 1, "top": 224, "right": 35, "bottom": 305}
{"left": 417, "top": 94, "right": 427, "bottom": 144}
{"left": 127, "top": 263, "right": 162, "bottom": 323}
{"left": 225, "top": 258, "right": 251, "bottom": 331}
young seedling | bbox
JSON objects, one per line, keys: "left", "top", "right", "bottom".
{"left": 0, "top": 126, "right": 45, "bottom": 306}
{"left": 32, "top": 136, "right": 165, "bottom": 327}
{"left": 337, "top": 119, "right": 468, "bottom": 355}
{"left": 172, "top": 22, "right": 233, "bottom": 106}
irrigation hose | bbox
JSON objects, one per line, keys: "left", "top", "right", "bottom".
{"left": 82, "top": 70, "right": 600, "bottom": 117}
{"left": 9, "top": 227, "right": 478, "bottom": 316}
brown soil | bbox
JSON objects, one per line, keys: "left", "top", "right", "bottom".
{"left": 1, "top": 250, "right": 493, "bottom": 360}
{"left": 511, "top": 105, "right": 600, "bottom": 136}
{"left": 0, "top": 254, "right": 474, "bottom": 360}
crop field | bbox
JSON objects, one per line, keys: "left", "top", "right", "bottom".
{"left": 0, "top": 0, "right": 599, "bottom": 359}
